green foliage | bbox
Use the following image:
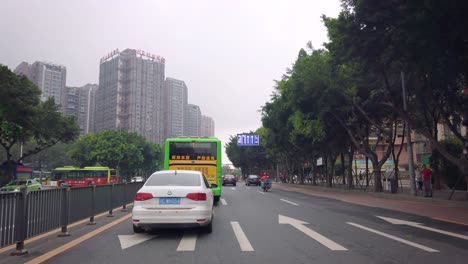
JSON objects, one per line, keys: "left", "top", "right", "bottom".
{"left": 0, "top": 65, "right": 80, "bottom": 162}
{"left": 225, "top": 131, "right": 273, "bottom": 176}
{"left": 430, "top": 136, "right": 467, "bottom": 190}
{"left": 68, "top": 130, "right": 163, "bottom": 179}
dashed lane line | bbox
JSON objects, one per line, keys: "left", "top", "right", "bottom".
{"left": 231, "top": 221, "right": 254, "bottom": 251}
{"left": 347, "top": 222, "right": 439, "bottom": 252}
{"left": 220, "top": 198, "right": 228, "bottom": 205}
{"left": 177, "top": 233, "right": 197, "bottom": 251}
{"left": 280, "top": 199, "right": 299, "bottom": 206}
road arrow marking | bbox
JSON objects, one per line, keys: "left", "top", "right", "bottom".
{"left": 278, "top": 215, "right": 347, "bottom": 251}
{"left": 118, "top": 233, "right": 155, "bottom": 250}
{"left": 177, "top": 233, "right": 197, "bottom": 251}
{"left": 220, "top": 198, "right": 228, "bottom": 205}
{"left": 231, "top": 221, "right": 254, "bottom": 251}
{"left": 347, "top": 222, "right": 439, "bottom": 252}
{"left": 280, "top": 199, "right": 299, "bottom": 206}
{"left": 377, "top": 216, "right": 468, "bottom": 241}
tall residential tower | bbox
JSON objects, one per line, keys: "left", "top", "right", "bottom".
{"left": 14, "top": 61, "right": 67, "bottom": 113}
{"left": 95, "top": 49, "right": 165, "bottom": 143}
{"left": 162, "top": 77, "right": 188, "bottom": 141}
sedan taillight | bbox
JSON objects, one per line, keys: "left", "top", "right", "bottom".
{"left": 186, "top": 193, "right": 207, "bottom": 201}
{"left": 135, "top": 192, "right": 153, "bottom": 201}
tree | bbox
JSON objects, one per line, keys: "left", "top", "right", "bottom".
{"left": 0, "top": 65, "right": 80, "bottom": 165}
{"left": 68, "top": 130, "right": 163, "bottom": 180}
{"left": 323, "top": 0, "right": 468, "bottom": 193}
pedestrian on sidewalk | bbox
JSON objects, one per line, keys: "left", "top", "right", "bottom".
{"left": 421, "top": 165, "right": 433, "bottom": 197}
{"left": 415, "top": 164, "right": 423, "bottom": 191}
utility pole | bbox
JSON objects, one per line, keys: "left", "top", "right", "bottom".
{"left": 401, "top": 71, "right": 417, "bottom": 195}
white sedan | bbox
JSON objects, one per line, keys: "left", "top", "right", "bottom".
{"left": 132, "top": 170, "right": 214, "bottom": 233}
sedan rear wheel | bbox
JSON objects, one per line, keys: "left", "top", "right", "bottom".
{"left": 133, "top": 225, "right": 144, "bottom": 233}
{"left": 204, "top": 219, "right": 213, "bottom": 234}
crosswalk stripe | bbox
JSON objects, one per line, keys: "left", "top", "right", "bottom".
{"left": 220, "top": 198, "right": 228, "bottom": 205}
{"left": 177, "top": 233, "right": 197, "bottom": 251}
{"left": 231, "top": 221, "right": 254, "bottom": 251}
{"left": 347, "top": 222, "right": 439, "bottom": 252}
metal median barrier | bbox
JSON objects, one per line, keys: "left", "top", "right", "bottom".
{"left": 0, "top": 182, "right": 143, "bottom": 255}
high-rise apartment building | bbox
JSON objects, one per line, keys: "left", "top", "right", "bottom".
{"left": 79, "top": 84, "right": 97, "bottom": 135}
{"left": 65, "top": 84, "right": 98, "bottom": 136}
{"left": 185, "top": 104, "right": 201, "bottom": 137}
{"left": 201, "top": 115, "right": 215, "bottom": 137}
{"left": 95, "top": 49, "right": 165, "bottom": 143}
{"left": 65, "top": 86, "right": 79, "bottom": 118}
{"left": 14, "top": 61, "right": 67, "bottom": 113}
{"left": 162, "top": 78, "right": 188, "bottom": 141}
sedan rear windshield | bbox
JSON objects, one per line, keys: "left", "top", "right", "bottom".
{"left": 146, "top": 173, "right": 201, "bottom": 186}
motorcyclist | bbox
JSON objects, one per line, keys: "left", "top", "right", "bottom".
{"left": 260, "top": 172, "right": 271, "bottom": 190}
{"left": 260, "top": 172, "right": 269, "bottom": 182}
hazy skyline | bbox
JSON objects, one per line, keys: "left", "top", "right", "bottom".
{"left": 0, "top": 0, "right": 341, "bottom": 163}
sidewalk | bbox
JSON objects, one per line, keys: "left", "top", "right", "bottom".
{"left": 273, "top": 182, "right": 468, "bottom": 226}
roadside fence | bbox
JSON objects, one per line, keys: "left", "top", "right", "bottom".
{"left": 0, "top": 182, "right": 143, "bottom": 255}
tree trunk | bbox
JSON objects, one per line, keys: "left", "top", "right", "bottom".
{"left": 347, "top": 151, "right": 354, "bottom": 189}
{"left": 371, "top": 158, "right": 383, "bottom": 192}
{"left": 341, "top": 153, "right": 346, "bottom": 185}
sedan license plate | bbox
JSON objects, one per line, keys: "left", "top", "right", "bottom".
{"left": 159, "top": 197, "right": 181, "bottom": 205}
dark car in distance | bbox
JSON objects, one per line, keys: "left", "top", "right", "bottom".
{"left": 222, "top": 174, "right": 237, "bottom": 186}
{"left": 245, "top": 175, "right": 260, "bottom": 186}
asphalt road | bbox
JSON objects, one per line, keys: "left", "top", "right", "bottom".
{"left": 20, "top": 183, "right": 468, "bottom": 264}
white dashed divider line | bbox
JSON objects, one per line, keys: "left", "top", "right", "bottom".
{"left": 280, "top": 199, "right": 299, "bottom": 206}
{"left": 231, "top": 221, "right": 254, "bottom": 251}
{"left": 347, "top": 222, "right": 439, "bottom": 252}
{"left": 220, "top": 198, "right": 228, "bottom": 205}
{"left": 257, "top": 191, "right": 265, "bottom": 195}
{"left": 231, "top": 187, "right": 236, "bottom": 190}
{"left": 177, "top": 233, "right": 197, "bottom": 251}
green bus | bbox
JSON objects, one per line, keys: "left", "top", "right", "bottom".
{"left": 164, "top": 137, "right": 222, "bottom": 203}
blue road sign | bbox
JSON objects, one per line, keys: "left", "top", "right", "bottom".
{"left": 237, "top": 134, "right": 260, "bottom": 146}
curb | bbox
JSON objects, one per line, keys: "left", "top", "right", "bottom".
{"left": 273, "top": 182, "right": 468, "bottom": 208}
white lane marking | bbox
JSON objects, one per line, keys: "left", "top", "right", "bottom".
{"left": 347, "top": 222, "right": 439, "bottom": 252}
{"left": 231, "top": 221, "right": 254, "bottom": 251}
{"left": 220, "top": 198, "right": 228, "bottom": 205}
{"left": 246, "top": 187, "right": 251, "bottom": 189}
{"left": 118, "top": 233, "right": 155, "bottom": 250}
{"left": 279, "top": 215, "right": 347, "bottom": 251}
{"left": 257, "top": 191, "right": 265, "bottom": 194}
{"left": 377, "top": 216, "right": 468, "bottom": 241}
{"left": 280, "top": 199, "right": 299, "bottom": 206}
{"left": 231, "top": 187, "right": 236, "bottom": 190}
{"left": 177, "top": 233, "right": 197, "bottom": 251}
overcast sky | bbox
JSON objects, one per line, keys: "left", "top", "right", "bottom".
{"left": 0, "top": 0, "right": 341, "bottom": 164}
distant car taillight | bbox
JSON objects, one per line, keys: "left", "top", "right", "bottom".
{"left": 186, "top": 193, "right": 207, "bottom": 201}
{"left": 134, "top": 192, "right": 153, "bottom": 201}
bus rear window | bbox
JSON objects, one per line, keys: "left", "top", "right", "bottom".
{"left": 169, "top": 142, "right": 217, "bottom": 160}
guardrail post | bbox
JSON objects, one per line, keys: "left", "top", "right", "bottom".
{"left": 122, "top": 180, "right": 128, "bottom": 212}
{"left": 88, "top": 182, "right": 97, "bottom": 225}
{"left": 107, "top": 182, "right": 114, "bottom": 217}
{"left": 58, "top": 184, "right": 71, "bottom": 237}
{"left": 11, "top": 185, "right": 28, "bottom": 256}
